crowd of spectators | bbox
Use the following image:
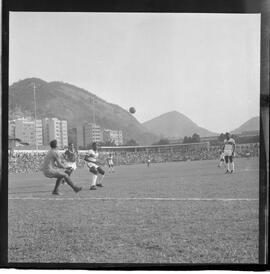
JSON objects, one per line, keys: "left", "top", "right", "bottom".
{"left": 8, "top": 152, "right": 46, "bottom": 174}
{"left": 8, "top": 143, "right": 259, "bottom": 174}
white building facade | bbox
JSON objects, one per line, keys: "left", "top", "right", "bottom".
{"left": 77, "top": 123, "right": 103, "bottom": 148}
{"left": 13, "top": 117, "right": 43, "bottom": 146}
{"left": 42, "top": 118, "right": 68, "bottom": 148}
{"left": 103, "top": 129, "right": 123, "bottom": 145}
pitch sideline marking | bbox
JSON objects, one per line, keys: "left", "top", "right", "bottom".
{"left": 8, "top": 197, "right": 258, "bottom": 201}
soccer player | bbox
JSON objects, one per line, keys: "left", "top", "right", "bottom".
{"left": 146, "top": 155, "right": 151, "bottom": 167}
{"left": 85, "top": 142, "right": 105, "bottom": 190}
{"left": 245, "top": 151, "right": 251, "bottom": 159}
{"left": 41, "top": 139, "right": 82, "bottom": 195}
{"left": 106, "top": 153, "right": 114, "bottom": 173}
{"left": 218, "top": 151, "right": 225, "bottom": 168}
{"left": 223, "top": 132, "right": 236, "bottom": 173}
{"left": 63, "top": 142, "right": 78, "bottom": 176}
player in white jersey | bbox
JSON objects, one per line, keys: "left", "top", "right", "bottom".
{"left": 84, "top": 142, "right": 105, "bottom": 190}
{"left": 146, "top": 155, "right": 151, "bottom": 167}
{"left": 223, "top": 133, "right": 236, "bottom": 173}
{"left": 106, "top": 153, "right": 114, "bottom": 173}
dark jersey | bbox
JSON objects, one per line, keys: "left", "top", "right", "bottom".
{"left": 64, "top": 149, "right": 77, "bottom": 162}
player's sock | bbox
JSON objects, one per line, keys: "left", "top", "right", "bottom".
{"left": 91, "top": 174, "right": 98, "bottom": 186}
{"left": 226, "top": 163, "right": 230, "bottom": 172}
{"left": 231, "top": 162, "right": 235, "bottom": 172}
{"left": 100, "top": 174, "right": 105, "bottom": 183}
{"left": 97, "top": 175, "right": 105, "bottom": 186}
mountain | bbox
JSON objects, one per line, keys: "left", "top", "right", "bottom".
{"left": 231, "top": 116, "right": 259, "bottom": 134}
{"left": 143, "top": 111, "right": 216, "bottom": 138}
{"left": 9, "top": 78, "right": 159, "bottom": 145}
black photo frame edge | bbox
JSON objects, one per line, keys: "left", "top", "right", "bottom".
{"left": 1, "top": 0, "right": 269, "bottom": 270}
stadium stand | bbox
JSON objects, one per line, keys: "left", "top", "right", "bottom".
{"left": 8, "top": 142, "right": 259, "bottom": 174}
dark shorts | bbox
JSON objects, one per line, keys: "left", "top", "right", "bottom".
{"left": 224, "top": 156, "right": 233, "bottom": 163}
{"left": 43, "top": 169, "right": 67, "bottom": 179}
{"left": 89, "top": 166, "right": 105, "bottom": 175}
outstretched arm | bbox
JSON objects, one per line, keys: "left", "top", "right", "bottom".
{"left": 232, "top": 143, "right": 236, "bottom": 156}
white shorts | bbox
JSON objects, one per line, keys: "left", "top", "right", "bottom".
{"left": 66, "top": 162, "right": 77, "bottom": 170}
{"left": 224, "top": 150, "right": 233, "bottom": 157}
{"left": 108, "top": 160, "right": 113, "bottom": 166}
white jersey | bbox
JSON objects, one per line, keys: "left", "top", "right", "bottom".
{"left": 224, "top": 138, "right": 235, "bottom": 156}
{"left": 86, "top": 149, "right": 99, "bottom": 168}
{"left": 87, "top": 149, "right": 99, "bottom": 162}
{"left": 108, "top": 155, "right": 113, "bottom": 165}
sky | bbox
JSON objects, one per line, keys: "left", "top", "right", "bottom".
{"left": 9, "top": 12, "right": 260, "bottom": 133}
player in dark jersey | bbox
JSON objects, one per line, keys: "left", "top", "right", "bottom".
{"left": 41, "top": 140, "right": 82, "bottom": 195}
{"left": 63, "top": 142, "right": 78, "bottom": 176}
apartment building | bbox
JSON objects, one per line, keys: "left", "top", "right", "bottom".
{"left": 103, "top": 129, "right": 123, "bottom": 146}
{"left": 42, "top": 118, "right": 68, "bottom": 148}
{"left": 77, "top": 123, "right": 103, "bottom": 148}
{"left": 14, "top": 117, "right": 43, "bottom": 146}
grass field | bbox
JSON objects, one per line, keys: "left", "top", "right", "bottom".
{"left": 8, "top": 158, "right": 259, "bottom": 264}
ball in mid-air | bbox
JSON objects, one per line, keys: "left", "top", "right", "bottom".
{"left": 129, "top": 107, "right": 136, "bottom": 114}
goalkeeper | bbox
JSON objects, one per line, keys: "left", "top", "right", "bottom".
{"left": 41, "top": 139, "right": 82, "bottom": 195}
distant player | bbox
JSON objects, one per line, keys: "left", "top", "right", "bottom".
{"left": 146, "top": 155, "right": 151, "bottom": 167}
{"left": 41, "top": 139, "right": 82, "bottom": 195}
{"left": 223, "top": 133, "right": 236, "bottom": 173}
{"left": 245, "top": 151, "right": 251, "bottom": 159}
{"left": 84, "top": 142, "right": 105, "bottom": 190}
{"left": 218, "top": 151, "right": 225, "bottom": 168}
{"left": 106, "top": 153, "right": 114, "bottom": 173}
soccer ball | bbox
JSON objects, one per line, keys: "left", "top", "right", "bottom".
{"left": 129, "top": 107, "right": 136, "bottom": 114}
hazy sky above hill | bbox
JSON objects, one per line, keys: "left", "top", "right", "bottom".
{"left": 9, "top": 12, "right": 260, "bottom": 133}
